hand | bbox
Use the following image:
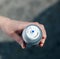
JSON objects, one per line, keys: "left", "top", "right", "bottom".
{"left": 0, "top": 17, "right": 47, "bottom": 49}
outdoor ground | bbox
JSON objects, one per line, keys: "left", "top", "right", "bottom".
{"left": 0, "top": 0, "right": 60, "bottom": 59}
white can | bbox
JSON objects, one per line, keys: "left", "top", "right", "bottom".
{"left": 22, "top": 24, "right": 42, "bottom": 47}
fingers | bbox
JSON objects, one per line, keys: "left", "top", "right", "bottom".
{"left": 33, "top": 22, "right": 47, "bottom": 47}
{"left": 39, "top": 25, "right": 47, "bottom": 47}
{"left": 39, "top": 37, "right": 46, "bottom": 47}
{"left": 17, "top": 21, "right": 34, "bottom": 30}
{"left": 8, "top": 31, "right": 26, "bottom": 49}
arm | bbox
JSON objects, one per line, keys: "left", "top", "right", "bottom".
{"left": 0, "top": 16, "right": 11, "bottom": 29}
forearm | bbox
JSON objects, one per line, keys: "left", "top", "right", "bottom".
{"left": 0, "top": 16, "right": 10, "bottom": 29}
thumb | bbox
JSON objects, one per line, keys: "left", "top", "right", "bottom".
{"left": 9, "top": 31, "right": 25, "bottom": 49}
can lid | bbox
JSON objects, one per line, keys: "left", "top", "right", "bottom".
{"left": 26, "top": 25, "right": 41, "bottom": 41}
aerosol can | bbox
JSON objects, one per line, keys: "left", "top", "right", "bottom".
{"left": 22, "top": 24, "right": 42, "bottom": 47}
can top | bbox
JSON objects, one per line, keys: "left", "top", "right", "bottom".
{"left": 26, "top": 25, "right": 41, "bottom": 41}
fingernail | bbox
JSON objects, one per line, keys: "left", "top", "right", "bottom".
{"left": 40, "top": 44, "right": 43, "bottom": 47}
{"left": 21, "top": 44, "right": 25, "bottom": 49}
{"left": 39, "top": 42, "right": 43, "bottom": 47}
{"left": 42, "top": 37, "right": 44, "bottom": 39}
{"left": 22, "top": 46, "right": 25, "bottom": 49}
{"left": 22, "top": 43, "right": 26, "bottom": 49}
{"left": 39, "top": 41, "right": 42, "bottom": 45}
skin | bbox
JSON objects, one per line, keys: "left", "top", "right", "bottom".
{"left": 0, "top": 16, "right": 47, "bottom": 49}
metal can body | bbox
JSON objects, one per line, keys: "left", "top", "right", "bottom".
{"left": 22, "top": 24, "right": 42, "bottom": 47}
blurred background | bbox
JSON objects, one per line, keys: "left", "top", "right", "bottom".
{"left": 0, "top": 0, "right": 60, "bottom": 59}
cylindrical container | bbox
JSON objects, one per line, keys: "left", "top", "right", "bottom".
{"left": 22, "top": 24, "right": 42, "bottom": 47}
